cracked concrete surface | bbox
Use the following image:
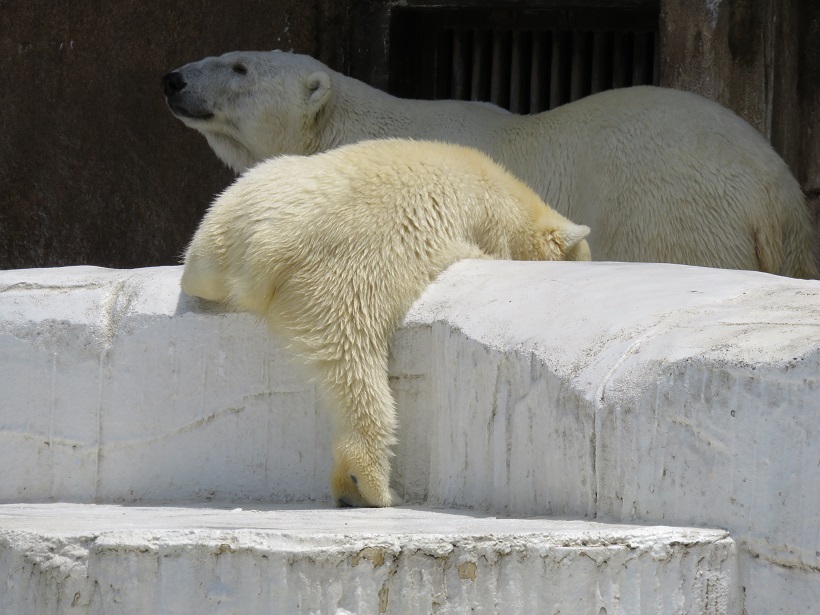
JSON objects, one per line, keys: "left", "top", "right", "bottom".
{"left": 0, "top": 503, "right": 738, "bottom": 615}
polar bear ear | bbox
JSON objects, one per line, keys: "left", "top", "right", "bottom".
{"left": 305, "top": 71, "right": 332, "bottom": 115}
{"left": 554, "top": 223, "right": 590, "bottom": 250}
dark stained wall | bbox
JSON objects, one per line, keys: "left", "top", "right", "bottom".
{"left": 0, "top": 1, "right": 324, "bottom": 269}
{"left": 1, "top": 0, "right": 817, "bottom": 269}
{"left": 798, "top": 1, "right": 820, "bottom": 231}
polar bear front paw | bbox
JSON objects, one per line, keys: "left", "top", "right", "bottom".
{"left": 331, "top": 444, "right": 394, "bottom": 508}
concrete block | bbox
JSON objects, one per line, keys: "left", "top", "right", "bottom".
{"left": 0, "top": 503, "right": 739, "bottom": 615}
{"left": 0, "top": 266, "right": 331, "bottom": 504}
{"left": 402, "top": 260, "right": 820, "bottom": 614}
{"left": 1, "top": 261, "right": 818, "bottom": 613}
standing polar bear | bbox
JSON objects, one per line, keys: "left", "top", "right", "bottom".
{"left": 163, "top": 50, "right": 818, "bottom": 278}
{"left": 181, "top": 139, "right": 591, "bottom": 507}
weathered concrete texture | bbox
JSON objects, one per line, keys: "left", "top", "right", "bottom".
{"left": 0, "top": 266, "right": 331, "bottom": 504}
{"left": 403, "top": 260, "right": 820, "bottom": 615}
{"left": 0, "top": 503, "right": 739, "bottom": 615}
{"left": 1, "top": 262, "right": 818, "bottom": 613}
{"left": 0, "top": 1, "right": 320, "bottom": 269}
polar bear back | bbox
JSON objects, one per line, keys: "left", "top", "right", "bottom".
{"left": 490, "top": 86, "right": 809, "bottom": 271}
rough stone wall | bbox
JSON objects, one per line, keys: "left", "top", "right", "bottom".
{"left": 0, "top": 1, "right": 323, "bottom": 269}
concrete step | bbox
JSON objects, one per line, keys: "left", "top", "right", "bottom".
{"left": 1, "top": 263, "right": 818, "bottom": 614}
{"left": 0, "top": 503, "right": 738, "bottom": 615}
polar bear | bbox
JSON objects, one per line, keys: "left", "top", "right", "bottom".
{"left": 181, "top": 139, "right": 591, "bottom": 507}
{"left": 162, "top": 50, "right": 818, "bottom": 279}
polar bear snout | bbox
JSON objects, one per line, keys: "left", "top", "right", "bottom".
{"left": 161, "top": 71, "right": 186, "bottom": 97}
{"left": 162, "top": 71, "right": 214, "bottom": 121}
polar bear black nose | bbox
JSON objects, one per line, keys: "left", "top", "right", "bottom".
{"left": 162, "top": 71, "right": 187, "bottom": 97}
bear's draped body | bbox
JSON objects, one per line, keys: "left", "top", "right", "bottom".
{"left": 181, "top": 139, "right": 590, "bottom": 507}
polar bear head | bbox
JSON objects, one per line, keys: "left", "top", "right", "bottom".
{"left": 162, "top": 50, "right": 332, "bottom": 173}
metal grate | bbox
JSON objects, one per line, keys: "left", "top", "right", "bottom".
{"left": 389, "top": 5, "right": 659, "bottom": 114}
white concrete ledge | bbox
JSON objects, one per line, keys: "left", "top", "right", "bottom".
{"left": 0, "top": 503, "right": 738, "bottom": 615}
{"left": 1, "top": 262, "right": 818, "bottom": 614}
{"left": 399, "top": 261, "right": 820, "bottom": 615}
{"left": 0, "top": 266, "right": 330, "bottom": 503}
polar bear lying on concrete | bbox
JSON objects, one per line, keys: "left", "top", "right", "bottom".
{"left": 181, "top": 139, "right": 591, "bottom": 507}
{"left": 162, "top": 50, "right": 818, "bottom": 279}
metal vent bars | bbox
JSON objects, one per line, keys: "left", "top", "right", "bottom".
{"left": 389, "top": 5, "right": 659, "bottom": 114}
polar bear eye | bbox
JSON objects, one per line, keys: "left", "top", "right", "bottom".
{"left": 232, "top": 63, "right": 248, "bottom": 75}
{"left": 350, "top": 474, "right": 358, "bottom": 485}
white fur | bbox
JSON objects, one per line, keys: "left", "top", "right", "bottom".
{"left": 180, "top": 139, "right": 591, "bottom": 507}
{"left": 165, "top": 50, "right": 818, "bottom": 278}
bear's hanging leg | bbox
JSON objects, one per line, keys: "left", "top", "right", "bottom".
{"left": 319, "top": 355, "right": 399, "bottom": 507}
